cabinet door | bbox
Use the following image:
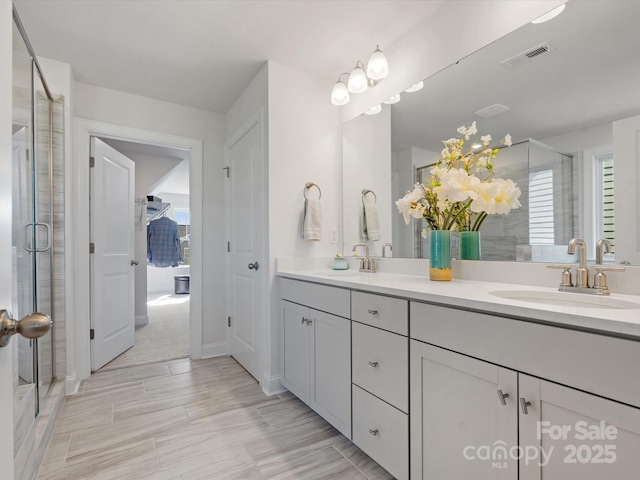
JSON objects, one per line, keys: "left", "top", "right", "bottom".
{"left": 310, "top": 309, "right": 351, "bottom": 438}
{"left": 520, "top": 374, "right": 640, "bottom": 480}
{"left": 410, "top": 340, "right": 518, "bottom": 480}
{"left": 281, "top": 300, "right": 310, "bottom": 403}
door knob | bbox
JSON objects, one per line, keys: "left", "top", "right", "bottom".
{"left": 0, "top": 310, "right": 52, "bottom": 348}
{"left": 131, "top": 260, "right": 139, "bottom": 266}
{"left": 248, "top": 262, "right": 259, "bottom": 271}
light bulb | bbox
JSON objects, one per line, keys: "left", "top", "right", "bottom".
{"left": 348, "top": 65, "right": 368, "bottom": 93}
{"left": 383, "top": 94, "right": 401, "bottom": 105}
{"left": 364, "top": 104, "right": 382, "bottom": 115}
{"left": 331, "top": 81, "right": 350, "bottom": 106}
{"left": 404, "top": 81, "right": 424, "bottom": 93}
{"left": 366, "top": 45, "right": 389, "bottom": 80}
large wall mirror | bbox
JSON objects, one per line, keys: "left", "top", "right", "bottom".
{"left": 342, "top": 0, "right": 640, "bottom": 264}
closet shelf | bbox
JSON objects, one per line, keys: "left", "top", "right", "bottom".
{"left": 147, "top": 202, "right": 171, "bottom": 224}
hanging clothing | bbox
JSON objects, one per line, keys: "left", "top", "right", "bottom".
{"left": 147, "top": 216, "right": 183, "bottom": 267}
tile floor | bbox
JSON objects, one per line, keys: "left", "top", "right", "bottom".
{"left": 37, "top": 356, "right": 394, "bottom": 480}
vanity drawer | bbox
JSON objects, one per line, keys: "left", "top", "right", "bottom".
{"left": 352, "top": 322, "right": 408, "bottom": 412}
{"left": 351, "top": 291, "right": 408, "bottom": 335}
{"left": 353, "top": 384, "right": 408, "bottom": 480}
{"left": 280, "top": 278, "right": 350, "bottom": 318}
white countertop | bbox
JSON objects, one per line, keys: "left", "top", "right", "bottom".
{"left": 276, "top": 269, "right": 640, "bottom": 340}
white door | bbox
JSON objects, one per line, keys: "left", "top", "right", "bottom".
{"left": 90, "top": 137, "right": 136, "bottom": 371}
{"left": 225, "top": 116, "right": 263, "bottom": 381}
{"left": 613, "top": 114, "right": 640, "bottom": 264}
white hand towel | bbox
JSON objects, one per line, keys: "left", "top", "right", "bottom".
{"left": 362, "top": 193, "right": 381, "bottom": 241}
{"left": 303, "top": 198, "right": 322, "bottom": 241}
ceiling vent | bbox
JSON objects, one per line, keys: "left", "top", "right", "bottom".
{"left": 500, "top": 42, "right": 556, "bottom": 69}
{"left": 475, "top": 104, "right": 510, "bottom": 119}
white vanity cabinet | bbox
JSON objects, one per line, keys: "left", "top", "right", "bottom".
{"left": 410, "top": 301, "right": 640, "bottom": 480}
{"left": 351, "top": 291, "right": 409, "bottom": 480}
{"left": 280, "top": 279, "right": 351, "bottom": 438}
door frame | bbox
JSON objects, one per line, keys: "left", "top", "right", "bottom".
{"left": 224, "top": 109, "right": 267, "bottom": 388}
{"left": 73, "top": 118, "right": 203, "bottom": 386}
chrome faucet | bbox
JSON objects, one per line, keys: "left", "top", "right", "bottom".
{"left": 382, "top": 243, "right": 392, "bottom": 258}
{"left": 567, "top": 238, "right": 589, "bottom": 287}
{"left": 548, "top": 238, "right": 625, "bottom": 295}
{"left": 596, "top": 239, "right": 611, "bottom": 265}
{"left": 352, "top": 243, "right": 377, "bottom": 273}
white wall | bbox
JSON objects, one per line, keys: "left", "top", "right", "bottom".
{"left": 342, "top": 107, "right": 392, "bottom": 257}
{"left": 1, "top": 2, "right": 15, "bottom": 475}
{"left": 267, "top": 60, "right": 342, "bottom": 391}
{"left": 342, "top": 0, "right": 566, "bottom": 121}
{"left": 73, "top": 83, "right": 226, "bottom": 366}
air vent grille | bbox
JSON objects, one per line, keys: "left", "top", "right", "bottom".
{"left": 500, "top": 42, "right": 556, "bottom": 69}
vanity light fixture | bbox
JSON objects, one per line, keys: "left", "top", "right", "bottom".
{"left": 331, "top": 45, "right": 389, "bottom": 106}
{"left": 383, "top": 94, "right": 401, "bottom": 105}
{"left": 331, "top": 73, "right": 351, "bottom": 106}
{"left": 364, "top": 104, "right": 382, "bottom": 115}
{"left": 531, "top": 3, "right": 566, "bottom": 24}
{"left": 404, "top": 81, "right": 424, "bottom": 93}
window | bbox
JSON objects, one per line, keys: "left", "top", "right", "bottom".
{"left": 175, "top": 209, "right": 190, "bottom": 265}
{"left": 528, "top": 169, "right": 555, "bottom": 245}
{"left": 596, "top": 153, "right": 615, "bottom": 255}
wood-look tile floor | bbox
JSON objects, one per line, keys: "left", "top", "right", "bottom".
{"left": 38, "top": 356, "right": 395, "bottom": 480}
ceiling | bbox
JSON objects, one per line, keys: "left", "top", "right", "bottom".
{"left": 390, "top": 0, "right": 640, "bottom": 152}
{"left": 13, "top": 0, "right": 446, "bottom": 113}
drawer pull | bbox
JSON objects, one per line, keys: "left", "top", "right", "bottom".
{"left": 368, "top": 428, "right": 379, "bottom": 436}
{"left": 497, "top": 389, "right": 510, "bottom": 406}
{"left": 367, "top": 309, "right": 379, "bottom": 315}
{"left": 520, "top": 398, "right": 532, "bottom": 415}
{"left": 368, "top": 361, "right": 379, "bottom": 368}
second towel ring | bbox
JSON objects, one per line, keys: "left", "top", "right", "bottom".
{"left": 362, "top": 189, "right": 377, "bottom": 204}
{"left": 304, "top": 182, "right": 322, "bottom": 200}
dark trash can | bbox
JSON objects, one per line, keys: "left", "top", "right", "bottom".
{"left": 174, "top": 275, "right": 190, "bottom": 294}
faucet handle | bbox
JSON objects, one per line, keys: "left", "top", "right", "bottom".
{"left": 546, "top": 265, "right": 573, "bottom": 287}
{"left": 593, "top": 267, "right": 625, "bottom": 293}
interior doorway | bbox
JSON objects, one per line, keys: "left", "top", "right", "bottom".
{"left": 95, "top": 137, "right": 192, "bottom": 371}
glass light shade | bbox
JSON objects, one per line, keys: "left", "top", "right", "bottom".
{"left": 348, "top": 66, "right": 368, "bottom": 93}
{"left": 366, "top": 47, "right": 389, "bottom": 80}
{"left": 531, "top": 4, "right": 565, "bottom": 24}
{"left": 331, "top": 81, "right": 350, "bottom": 106}
{"left": 383, "top": 94, "right": 401, "bottom": 105}
{"left": 404, "top": 81, "right": 424, "bottom": 93}
{"left": 364, "top": 104, "right": 382, "bottom": 115}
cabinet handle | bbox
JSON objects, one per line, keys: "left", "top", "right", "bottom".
{"left": 368, "top": 361, "right": 378, "bottom": 368}
{"left": 368, "top": 428, "right": 379, "bottom": 436}
{"left": 520, "top": 398, "right": 532, "bottom": 415}
{"left": 301, "top": 317, "right": 306, "bottom": 324}
{"left": 301, "top": 318, "right": 312, "bottom": 326}
{"left": 497, "top": 389, "right": 510, "bottom": 406}
{"left": 367, "top": 309, "right": 379, "bottom": 315}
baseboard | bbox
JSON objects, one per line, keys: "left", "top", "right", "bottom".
{"left": 262, "top": 374, "right": 286, "bottom": 396}
{"left": 135, "top": 315, "right": 149, "bottom": 327}
{"left": 200, "top": 342, "right": 228, "bottom": 359}
{"left": 65, "top": 369, "right": 81, "bottom": 395}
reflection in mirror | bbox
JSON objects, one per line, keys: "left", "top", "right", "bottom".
{"left": 343, "top": 0, "right": 640, "bottom": 263}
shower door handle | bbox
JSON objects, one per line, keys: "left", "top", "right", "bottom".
{"left": 22, "top": 223, "right": 51, "bottom": 253}
{"left": 0, "top": 309, "right": 52, "bottom": 348}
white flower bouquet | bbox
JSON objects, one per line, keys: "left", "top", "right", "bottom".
{"left": 396, "top": 121, "right": 521, "bottom": 233}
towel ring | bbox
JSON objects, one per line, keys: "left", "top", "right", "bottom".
{"left": 361, "top": 189, "right": 377, "bottom": 204}
{"left": 304, "top": 182, "right": 322, "bottom": 200}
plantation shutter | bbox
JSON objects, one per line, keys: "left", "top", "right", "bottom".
{"left": 528, "top": 169, "right": 555, "bottom": 244}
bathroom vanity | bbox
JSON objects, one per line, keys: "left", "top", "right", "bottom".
{"left": 278, "top": 269, "right": 640, "bottom": 480}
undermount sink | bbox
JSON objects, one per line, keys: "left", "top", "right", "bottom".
{"left": 489, "top": 290, "right": 640, "bottom": 310}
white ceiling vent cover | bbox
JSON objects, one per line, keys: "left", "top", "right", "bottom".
{"left": 500, "top": 42, "right": 556, "bottom": 69}
{"left": 475, "top": 104, "right": 510, "bottom": 119}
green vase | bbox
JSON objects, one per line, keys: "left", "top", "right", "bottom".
{"left": 459, "top": 231, "right": 481, "bottom": 260}
{"left": 429, "top": 230, "right": 452, "bottom": 281}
